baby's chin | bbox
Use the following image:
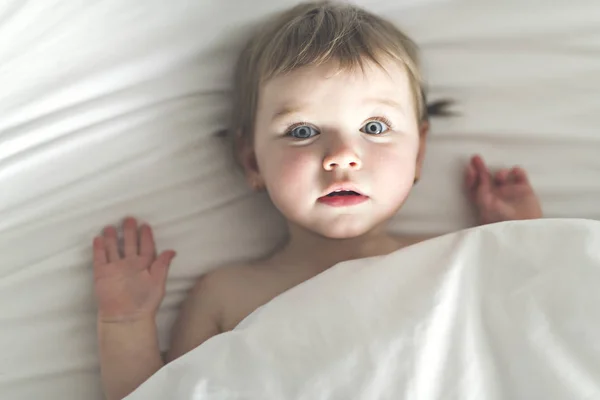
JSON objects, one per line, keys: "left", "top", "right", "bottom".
{"left": 316, "top": 227, "right": 371, "bottom": 240}
{"left": 300, "top": 216, "right": 388, "bottom": 240}
{"left": 276, "top": 194, "right": 411, "bottom": 239}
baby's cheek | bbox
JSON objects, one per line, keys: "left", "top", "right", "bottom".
{"left": 264, "top": 150, "right": 317, "bottom": 202}
{"left": 371, "top": 146, "right": 417, "bottom": 198}
{"left": 268, "top": 151, "right": 308, "bottom": 182}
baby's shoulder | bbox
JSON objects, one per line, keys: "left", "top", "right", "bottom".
{"left": 188, "top": 263, "right": 253, "bottom": 307}
{"left": 196, "top": 261, "right": 267, "bottom": 294}
{"left": 166, "top": 262, "right": 271, "bottom": 362}
{"left": 192, "top": 261, "right": 285, "bottom": 331}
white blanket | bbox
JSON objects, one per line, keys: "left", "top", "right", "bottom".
{"left": 126, "top": 219, "right": 600, "bottom": 400}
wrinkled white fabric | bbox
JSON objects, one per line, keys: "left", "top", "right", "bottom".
{"left": 2, "top": 0, "right": 600, "bottom": 398}
{"left": 126, "top": 219, "right": 600, "bottom": 400}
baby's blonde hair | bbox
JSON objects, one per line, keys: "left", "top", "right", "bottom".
{"left": 230, "top": 0, "right": 424, "bottom": 148}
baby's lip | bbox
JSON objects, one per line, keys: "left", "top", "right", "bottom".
{"left": 320, "top": 183, "right": 366, "bottom": 198}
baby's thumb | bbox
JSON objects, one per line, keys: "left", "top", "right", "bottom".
{"left": 151, "top": 250, "right": 176, "bottom": 284}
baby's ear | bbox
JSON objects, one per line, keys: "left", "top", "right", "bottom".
{"left": 235, "top": 130, "right": 265, "bottom": 191}
{"left": 419, "top": 121, "right": 430, "bottom": 139}
{"left": 415, "top": 121, "right": 429, "bottom": 182}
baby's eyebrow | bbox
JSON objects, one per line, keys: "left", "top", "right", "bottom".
{"left": 362, "top": 98, "right": 405, "bottom": 114}
{"left": 270, "top": 98, "right": 405, "bottom": 123}
{"left": 270, "top": 103, "right": 308, "bottom": 122}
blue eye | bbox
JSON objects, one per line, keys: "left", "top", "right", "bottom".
{"left": 289, "top": 125, "right": 318, "bottom": 139}
{"left": 362, "top": 120, "right": 389, "bottom": 135}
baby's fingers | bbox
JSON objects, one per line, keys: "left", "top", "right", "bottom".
{"left": 122, "top": 217, "right": 139, "bottom": 257}
{"left": 472, "top": 155, "right": 492, "bottom": 189}
{"left": 93, "top": 237, "right": 108, "bottom": 267}
{"left": 468, "top": 155, "right": 495, "bottom": 207}
{"left": 465, "top": 162, "right": 476, "bottom": 190}
{"left": 470, "top": 155, "right": 493, "bottom": 201}
{"left": 510, "top": 166, "right": 529, "bottom": 185}
{"left": 494, "top": 169, "right": 510, "bottom": 185}
{"left": 139, "top": 224, "right": 156, "bottom": 258}
{"left": 150, "top": 250, "right": 176, "bottom": 285}
{"left": 102, "top": 226, "right": 120, "bottom": 262}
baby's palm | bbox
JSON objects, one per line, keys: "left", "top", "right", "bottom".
{"left": 466, "top": 155, "right": 542, "bottom": 225}
{"left": 93, "top": 218, "right": 175, "bottom": 322}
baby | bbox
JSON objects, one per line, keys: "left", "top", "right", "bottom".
{"left": 92, "top": 2, "right": 543, "bottom": 399}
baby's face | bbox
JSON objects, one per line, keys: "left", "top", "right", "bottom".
{"left": 251, "top": 58, "right": 422, "bottom": 239}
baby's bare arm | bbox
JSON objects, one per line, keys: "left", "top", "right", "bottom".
{"left": 166, "top": 273, "right": 222, "bottom": 363}
{"left": 98, "top": 319, "right": 163, "bottom": 400}
{"left": 93, "top": 219, "right": 176, "bottom": 400}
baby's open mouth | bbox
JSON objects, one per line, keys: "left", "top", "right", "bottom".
{"left": 325, "top": 190, "right": 362, "bottom": 197}
{"left": 318, "top": 189, "right": 368, "bottom": 206}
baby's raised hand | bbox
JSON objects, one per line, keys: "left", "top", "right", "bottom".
{"left": 93, "top": 217, "right": 176, "bottom": 323}
{"left": 465, "top": 155, "right": 542, "bottom": 225}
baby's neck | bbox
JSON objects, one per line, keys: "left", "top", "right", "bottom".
{"left": 271, "top": 224, "right": 410, "bottom": 274}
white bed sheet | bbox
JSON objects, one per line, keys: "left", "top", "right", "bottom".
{"left": 1, "top": 0, "right": 599, "bottom": 398}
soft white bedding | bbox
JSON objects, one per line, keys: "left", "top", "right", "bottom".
{"left": 125, "top": 219, "right": 600, "bottom": 400}
{"left": 1, "top": 0, "right": 599, "bottom": 398}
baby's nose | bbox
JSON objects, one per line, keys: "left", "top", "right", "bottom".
{"left": 323, "top": 146, "right": 362, "bottom": 171}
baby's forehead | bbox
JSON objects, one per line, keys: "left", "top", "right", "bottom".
{"left": 261, "top": 58, "right": 410, "bottom": 97}
{"left": 259, "top": 58, "right": 413, "bottom": 112}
